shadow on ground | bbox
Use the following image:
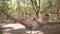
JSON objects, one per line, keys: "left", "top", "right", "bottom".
{"left": 0, "top": 23, "right": 60, "bottom": 34}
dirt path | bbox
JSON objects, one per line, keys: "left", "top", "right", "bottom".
{"left": 0, "top": 23, "right": 60, "bottom": 34}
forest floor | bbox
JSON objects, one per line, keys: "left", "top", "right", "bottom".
{"left": 0, "top": 22, "right": 60, "bottom": 34}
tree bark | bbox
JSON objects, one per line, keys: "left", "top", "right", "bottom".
{"left": 2, "top": 8, "right": 31, "bottom": 27}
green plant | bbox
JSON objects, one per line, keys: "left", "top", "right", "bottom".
{"left": 0, "top": 28, "right": 3, "bottom": 34}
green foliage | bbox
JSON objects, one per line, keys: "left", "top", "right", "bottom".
{"left": 0, "top": 31, "right": 2, "bottom": 34}
{"left": 0, "top": 28, "right": 3, "bottom": 34}
{"left": 0, "top": 0, "right": 9, "bottom": 8}
{"left": 1, "top": 0, "right": 59, "bottom": 23}
{"left": 0, "top": 0, "right": 53, "bottom": 18}
{"left": 45, "top": 0, "right": 52, "bottom": 11}
{"left": 40, "top": 0, "right": 52, "bottom": 12}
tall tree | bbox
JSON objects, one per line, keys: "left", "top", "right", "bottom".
{"left": 31, "top": 0, "right": 40, "bottom": 18}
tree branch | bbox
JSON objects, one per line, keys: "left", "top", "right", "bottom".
{"left": 2, "top": 8, "right": 31, "bottom": 27}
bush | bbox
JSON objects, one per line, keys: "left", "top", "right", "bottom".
{"left": 0, "top": 31, "right": 2, "bottom": 34}
{"left": 0, "top": 28, "right": 3, "bottom": 34}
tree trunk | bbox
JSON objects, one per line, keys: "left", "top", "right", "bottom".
{"left": 2, "top": 8, "right": 31, "bottom": 27}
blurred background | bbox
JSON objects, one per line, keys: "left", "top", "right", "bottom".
{"left": 0, "top": 0, "right": 60, "bottom": 34}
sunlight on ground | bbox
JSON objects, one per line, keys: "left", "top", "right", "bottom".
{"left": 2, "top": 23, "right": 25, "bottom": 29}
{"left": 2, "top": 23, "right": 44, "bottom": 34}
{"left": 25, "top": 31, "right": 44, "bottom": 34}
